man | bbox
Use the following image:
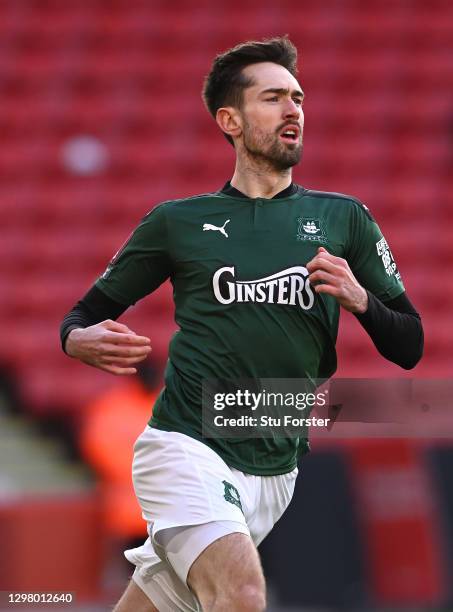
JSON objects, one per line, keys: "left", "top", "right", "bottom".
{"left": 61, "top": 37, "right": 423, "bottom": 612}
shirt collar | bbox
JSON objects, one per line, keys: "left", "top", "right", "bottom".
{"left": 220, "top": 181, "right": 298, "bottom": 199}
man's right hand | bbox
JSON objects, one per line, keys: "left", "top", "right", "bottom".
{"left": 65, "top": 320, "right": 152, "bottom": 376}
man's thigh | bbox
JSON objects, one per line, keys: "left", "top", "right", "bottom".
{"left": 114, "top": 563, "right": 202, "bottom": 612}
{"left": 113, "top": 578, "right": 158, "bottom": 612}
{"left": 114, "top": 528, "right": 265, "bottom": 612}
{"left": 187, "top": 532, "right": 266, "bottom": 611}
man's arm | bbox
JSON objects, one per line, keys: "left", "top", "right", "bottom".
{"left": 353, "top": 290, "right": 423, "bottom": 369}
{"left": 61, "top": 203, "right": 172, "bottom": 375}
{"left": 60, "top": 285, "right": 151, "bottom": 376}
{"left": 306, "top": 247, "right": 423, "bottom": 369}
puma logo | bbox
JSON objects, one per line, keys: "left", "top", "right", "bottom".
{"left": 203, "top": 219, "right": 230, "bottom": 238}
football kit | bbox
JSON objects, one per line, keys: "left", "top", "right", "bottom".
{"left": 95, "top": 183, "right": 405, "bottom": 476}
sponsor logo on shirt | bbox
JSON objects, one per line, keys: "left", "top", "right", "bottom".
{"left": 297, "top": 217, "right": 327, "bottom": 243}
{"left": 376, "top": 237, "right": 401, "bottom": 279}
{"left": 212, "top": 266, "right": 315, "bottom": 310}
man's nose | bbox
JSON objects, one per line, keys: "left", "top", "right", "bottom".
{"left": 283, "top": 98, "right": 301, "bottom": 118}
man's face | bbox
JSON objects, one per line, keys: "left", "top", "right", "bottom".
{"left": 238, "top": 62, "right": 304, "bottom": 171}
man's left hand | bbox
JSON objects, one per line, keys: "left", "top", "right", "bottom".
{"left": 306, "top": 247, "right": 368, "bottom": 313}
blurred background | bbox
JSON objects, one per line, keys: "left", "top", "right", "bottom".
{"left": 0, "top": 0, "right": 452, "bottom": 610}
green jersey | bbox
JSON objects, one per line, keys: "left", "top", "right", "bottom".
{"left": 95, "top": 184, "right": 404, "bottom": 475}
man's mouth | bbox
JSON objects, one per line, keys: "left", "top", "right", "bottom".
{"left": 279, "top": 125, "right": 300, "bottom": 144}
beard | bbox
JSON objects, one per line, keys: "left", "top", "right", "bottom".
{"left": 242, "top": 121, "right": 303, "bottom": 171}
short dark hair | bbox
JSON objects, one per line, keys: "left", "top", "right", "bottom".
{"left": 202, "top": 36, "right": 298, "bottom": 145}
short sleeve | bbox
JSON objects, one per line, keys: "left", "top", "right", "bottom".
{"left": 95, "top": 204, "right": 171, "bottom": 305}
{"left": 345, "top": 202, "right": 405, "bottom": 302}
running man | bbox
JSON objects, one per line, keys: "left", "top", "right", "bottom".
{"left": 61, "top": 37, "right": 423, "bottom": 612}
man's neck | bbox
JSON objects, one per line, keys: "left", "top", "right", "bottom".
{"left": 230, "top": 161, "right": 292, "bottom": 199}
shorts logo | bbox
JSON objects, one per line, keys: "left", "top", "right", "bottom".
{"left": 297, "top": 217, "right": 327, "bottom": 243}
{"left": 223, "top": 480, "right": 243, "bottom": 513}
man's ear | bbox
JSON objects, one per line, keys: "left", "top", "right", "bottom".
{"left": 216, "top": 107, "right": 242, "bottom": 141}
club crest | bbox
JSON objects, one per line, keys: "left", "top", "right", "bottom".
{"left": 297, "top": 217, "right": 327, "bottom": 243}
{"left": 223, "top": 480, "right": 243, "bottom": 513}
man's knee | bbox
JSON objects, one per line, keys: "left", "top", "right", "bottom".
{"left": 214, "top": 581, "right": 266, "bottom": 612}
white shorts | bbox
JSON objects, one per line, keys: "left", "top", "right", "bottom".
{"left": 125, "top": 426, "right": 298, "bottom": 611}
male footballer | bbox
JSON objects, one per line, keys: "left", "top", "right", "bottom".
{"left": 61, "top": 37, "right": 423, "bottom": 612}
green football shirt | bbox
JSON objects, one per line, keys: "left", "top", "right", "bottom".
{"left": 95, "top": 184, "right": 404, "bottom": 475}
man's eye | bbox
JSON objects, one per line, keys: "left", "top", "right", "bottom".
{"left": 293, "top": 98, "right": 303, "bottom": 106}
{"left": 266, "top": 97, "right": 279, "bottom": 102}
